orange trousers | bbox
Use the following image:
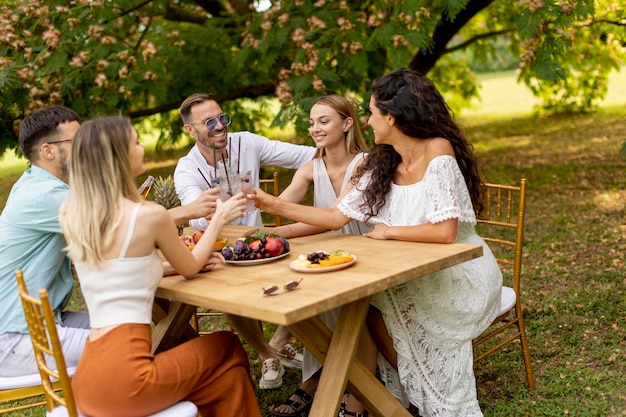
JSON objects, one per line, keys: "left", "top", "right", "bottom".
{"left": 72, "top": 324, "right": 261, "bottom": 417}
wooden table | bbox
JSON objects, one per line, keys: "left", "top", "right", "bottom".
{"left": 153, "top": 225, "right": 483, "bottom": 417}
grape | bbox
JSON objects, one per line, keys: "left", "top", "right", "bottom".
{"left": 306, "top": 251, "right": 329, "bottom": 264}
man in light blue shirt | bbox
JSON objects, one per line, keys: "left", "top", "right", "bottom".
{"left": 0, "top": 106, "right": 90, "bottom": 377}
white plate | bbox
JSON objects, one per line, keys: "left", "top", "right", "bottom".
{"left": 225, "top": 251, "right": 290, "bottom": 266}
{"left": 289, "top": 255, "right": 357, "bottom": 273}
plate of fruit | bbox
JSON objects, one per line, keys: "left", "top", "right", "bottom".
{"left": 289, "top": 250, "right": 356, "bottom": 273}
{"left": 221, "top": 230, "right": 290, "bottom": 265}
{"left": 179, "top": 229, "right": 228, "bottom": 251}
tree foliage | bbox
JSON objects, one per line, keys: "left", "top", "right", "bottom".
{"left": 0, "top": 0, "right": 623, "bottom": 157}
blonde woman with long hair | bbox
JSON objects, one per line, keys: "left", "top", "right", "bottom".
{"left": 253, "top": 94, "right": 372, "bottom": 417}
{"left": 60, "top": 115, "right": 261, "bottom": 417}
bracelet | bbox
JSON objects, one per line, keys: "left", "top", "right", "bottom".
{"left": 383, "top": 226, "right": 389, "bottom": 240}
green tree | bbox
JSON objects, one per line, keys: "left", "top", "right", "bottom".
{"left": 0, "top": 0, "right": 623, "bottom": 156}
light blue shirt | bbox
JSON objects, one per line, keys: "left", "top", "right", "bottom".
{"left": 0, "top": 166, "right": 74, "bottom": 334}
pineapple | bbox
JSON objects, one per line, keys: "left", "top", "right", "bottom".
{"left": 152, "top": 175, "right": 184, "bottom": 235}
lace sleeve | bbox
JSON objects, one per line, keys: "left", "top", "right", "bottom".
{"left": 424, "top": 155, "right": 476, "bottom": 224}
{"left": 336, "top": 174, "right": 370, "bottom": 223}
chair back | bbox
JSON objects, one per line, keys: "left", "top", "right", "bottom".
{"left": 15, "top": 270, "right": 78, "bottom": 417}
{"left": 477, "top": 179, "right": 527, "bottom": 297}
{"left": 259, "top": 171, "right": 282, "bottom": 226}
{"left": 473, "top": 179, "right": 535, "bottom": 390}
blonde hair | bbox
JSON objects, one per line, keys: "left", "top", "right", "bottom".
{"left": 311, "top": 94, "right": 368, "bottom": 159}
{"left": 61, "top": 115, "right": 142, "bottom": 267}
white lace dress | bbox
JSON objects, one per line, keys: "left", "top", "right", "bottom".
{"left": 337, "top": 155, "right": 502, "bottom": 417}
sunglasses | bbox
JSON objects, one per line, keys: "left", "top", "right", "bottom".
{"left": 262, "top": 278, "right": 303, "bottom": 296}
{"left": 189, "top": 113, "right": 232, "bottom": 132}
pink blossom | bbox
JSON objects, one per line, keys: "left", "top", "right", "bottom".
{"left": 278, "top": 14, "right": 289, "bottom": 26}
{"left": 308, "top": 15, "right": 327, "bottom": 30}
{"left": 292, "top": 28, "right": 306, "bottom": 44}
{"left": 312, "top": 77, "right": 325, "bottom": 91}
{"left": 118, "top": 66, "right": 128, "bottom": 79}
{"left": 261, "top": 20, "right": 272, "bottom": 31}
{"left": 141, "top": 41, "right": 157, "bottom": 60}
{"left": 96, "top": 59, "right": 109, "bottom": 71}
{"left": 69, "top": 56, "right": 84, "bottom": 67}
{"left": 42, "top": 29, "right": 60, "bottom": 47}
{"left": 94, "top": 73, "right": 107, "bottom": 87}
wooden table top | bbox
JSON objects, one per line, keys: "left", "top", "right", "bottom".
{"left": 156, "top": 225, "right": 483, "bottom": 326}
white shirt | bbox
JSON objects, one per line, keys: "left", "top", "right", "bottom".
{"left": 174, "top": 131, "right": 315, "bottom": 229}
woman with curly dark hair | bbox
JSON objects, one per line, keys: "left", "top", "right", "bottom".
{"left": 251, "top": 68, "right": 502, "bottom": 417}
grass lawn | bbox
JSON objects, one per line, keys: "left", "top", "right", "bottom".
{"left": 2, "top": 70, "right": 626, "bottom": 416}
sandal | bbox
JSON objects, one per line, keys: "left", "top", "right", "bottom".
{"left": 339, "top": 410, "right": 369, "bottom": 417}
{"left": 272, "top": 388, "right": 313, "bottom": 417}
{"left": 338, "top": 394, "right": 368, "bottom": 417}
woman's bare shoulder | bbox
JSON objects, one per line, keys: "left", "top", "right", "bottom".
{"left": 425, "top": 137, "right": 454, "bottom": 159}
{"left": 138, "top": 201, "right": 171, "bottom": 225}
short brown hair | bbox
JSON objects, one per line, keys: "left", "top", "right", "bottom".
{"left": 179, "top": 93, "right": 216, "bottom": 124}
{"left": 19, "top": 105, "right": 79, "bottom": 162}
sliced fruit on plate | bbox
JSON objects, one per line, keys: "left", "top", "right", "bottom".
{"left": 308, "top": 255, "right": 353, "bottom": 268}
{"left": 180, "top": 233, "right": 227, "bottom": 251}
{"left": 213, "top": 236, "right": 228, "bottom": 250}
{"left": 291, "top": 250, "right": 354, "bottom": 269}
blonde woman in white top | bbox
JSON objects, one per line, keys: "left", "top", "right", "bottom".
{"left": 252, "top": 95, "right": 371, "bottom": 417}
{"left": 59, "top": 115, "right": 261, "bottom": 417}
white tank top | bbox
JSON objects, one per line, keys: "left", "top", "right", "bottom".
{"left": 75, "top": 205, "right": 163, "bottom": 328}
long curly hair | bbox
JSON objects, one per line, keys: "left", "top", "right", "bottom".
{"left": 354, "top": 68, "right": 483, "bottom": 221}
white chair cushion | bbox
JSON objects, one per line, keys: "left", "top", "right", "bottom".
{"left": 47, "top": 406, "right": 83, "bottom": 417}
{"left": 0, "top": 367, "right": 76, "bottom": 390}
{"left": 149, "top": 401, "right": 198, "bottom": 417}
{"left": 500, "top": 286, "right": 517, "bottom": 316}
{"left": 0, "top": 373, "right": 41, "bottom": 389}
{"left": 46, "top": 401, "right": 197, "bottom": 417}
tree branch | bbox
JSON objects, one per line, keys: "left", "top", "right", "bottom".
{"left": 409, "top": 0, "right": 495, "bottom": 74}
{"left": 164, "top": 2, "right": 208, "bottom": 24}
{"left": 445, "top": 28, "right": 514, "bottom": 54}
{"left": 192, "top": 0, "right": 226, "bottom": 17}
{"left": 584, "top": 18, "right": 626, "bottom": 27}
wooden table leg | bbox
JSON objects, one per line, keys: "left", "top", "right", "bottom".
{"left": 289, "top": 297, "right": 412, "bottom": 417}
{"left": 151, "top": 299, "right": 198, "bottom": 354}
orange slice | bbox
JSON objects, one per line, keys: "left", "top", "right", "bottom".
{"left": 329, "top": 255, "right": 353, "bottom": 264}
{"left": 213, "top": 236, "right": 228, "bottom": 250}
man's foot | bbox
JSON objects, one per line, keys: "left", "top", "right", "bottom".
{"left": 275, "top": 343, "right": 303, "bottom": 369}
{"left": 273, "top": 388, "right": 313, "bottom": 416}
{"left": 259, "top": 358, "right": 284, "bottom": 389}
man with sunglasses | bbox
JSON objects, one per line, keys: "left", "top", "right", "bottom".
{"left": 175, "top": 93, "right": 315, "bottom": 390}
{"left": 0, "top": 105, "right": 91, "bottom": 378}
{"left": 175, "top": 93, "right": 315, "bottom": 229}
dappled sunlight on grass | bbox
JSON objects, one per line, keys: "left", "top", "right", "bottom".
{"left": 592, "top": 190, "right": 626, "bottom": 213}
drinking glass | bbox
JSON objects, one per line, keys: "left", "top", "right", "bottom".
{"left": 217, "top": 160, "right": 241, "bottom": 202}
{"left": 240, "top": 170, "right": 256, "bottom": 212}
